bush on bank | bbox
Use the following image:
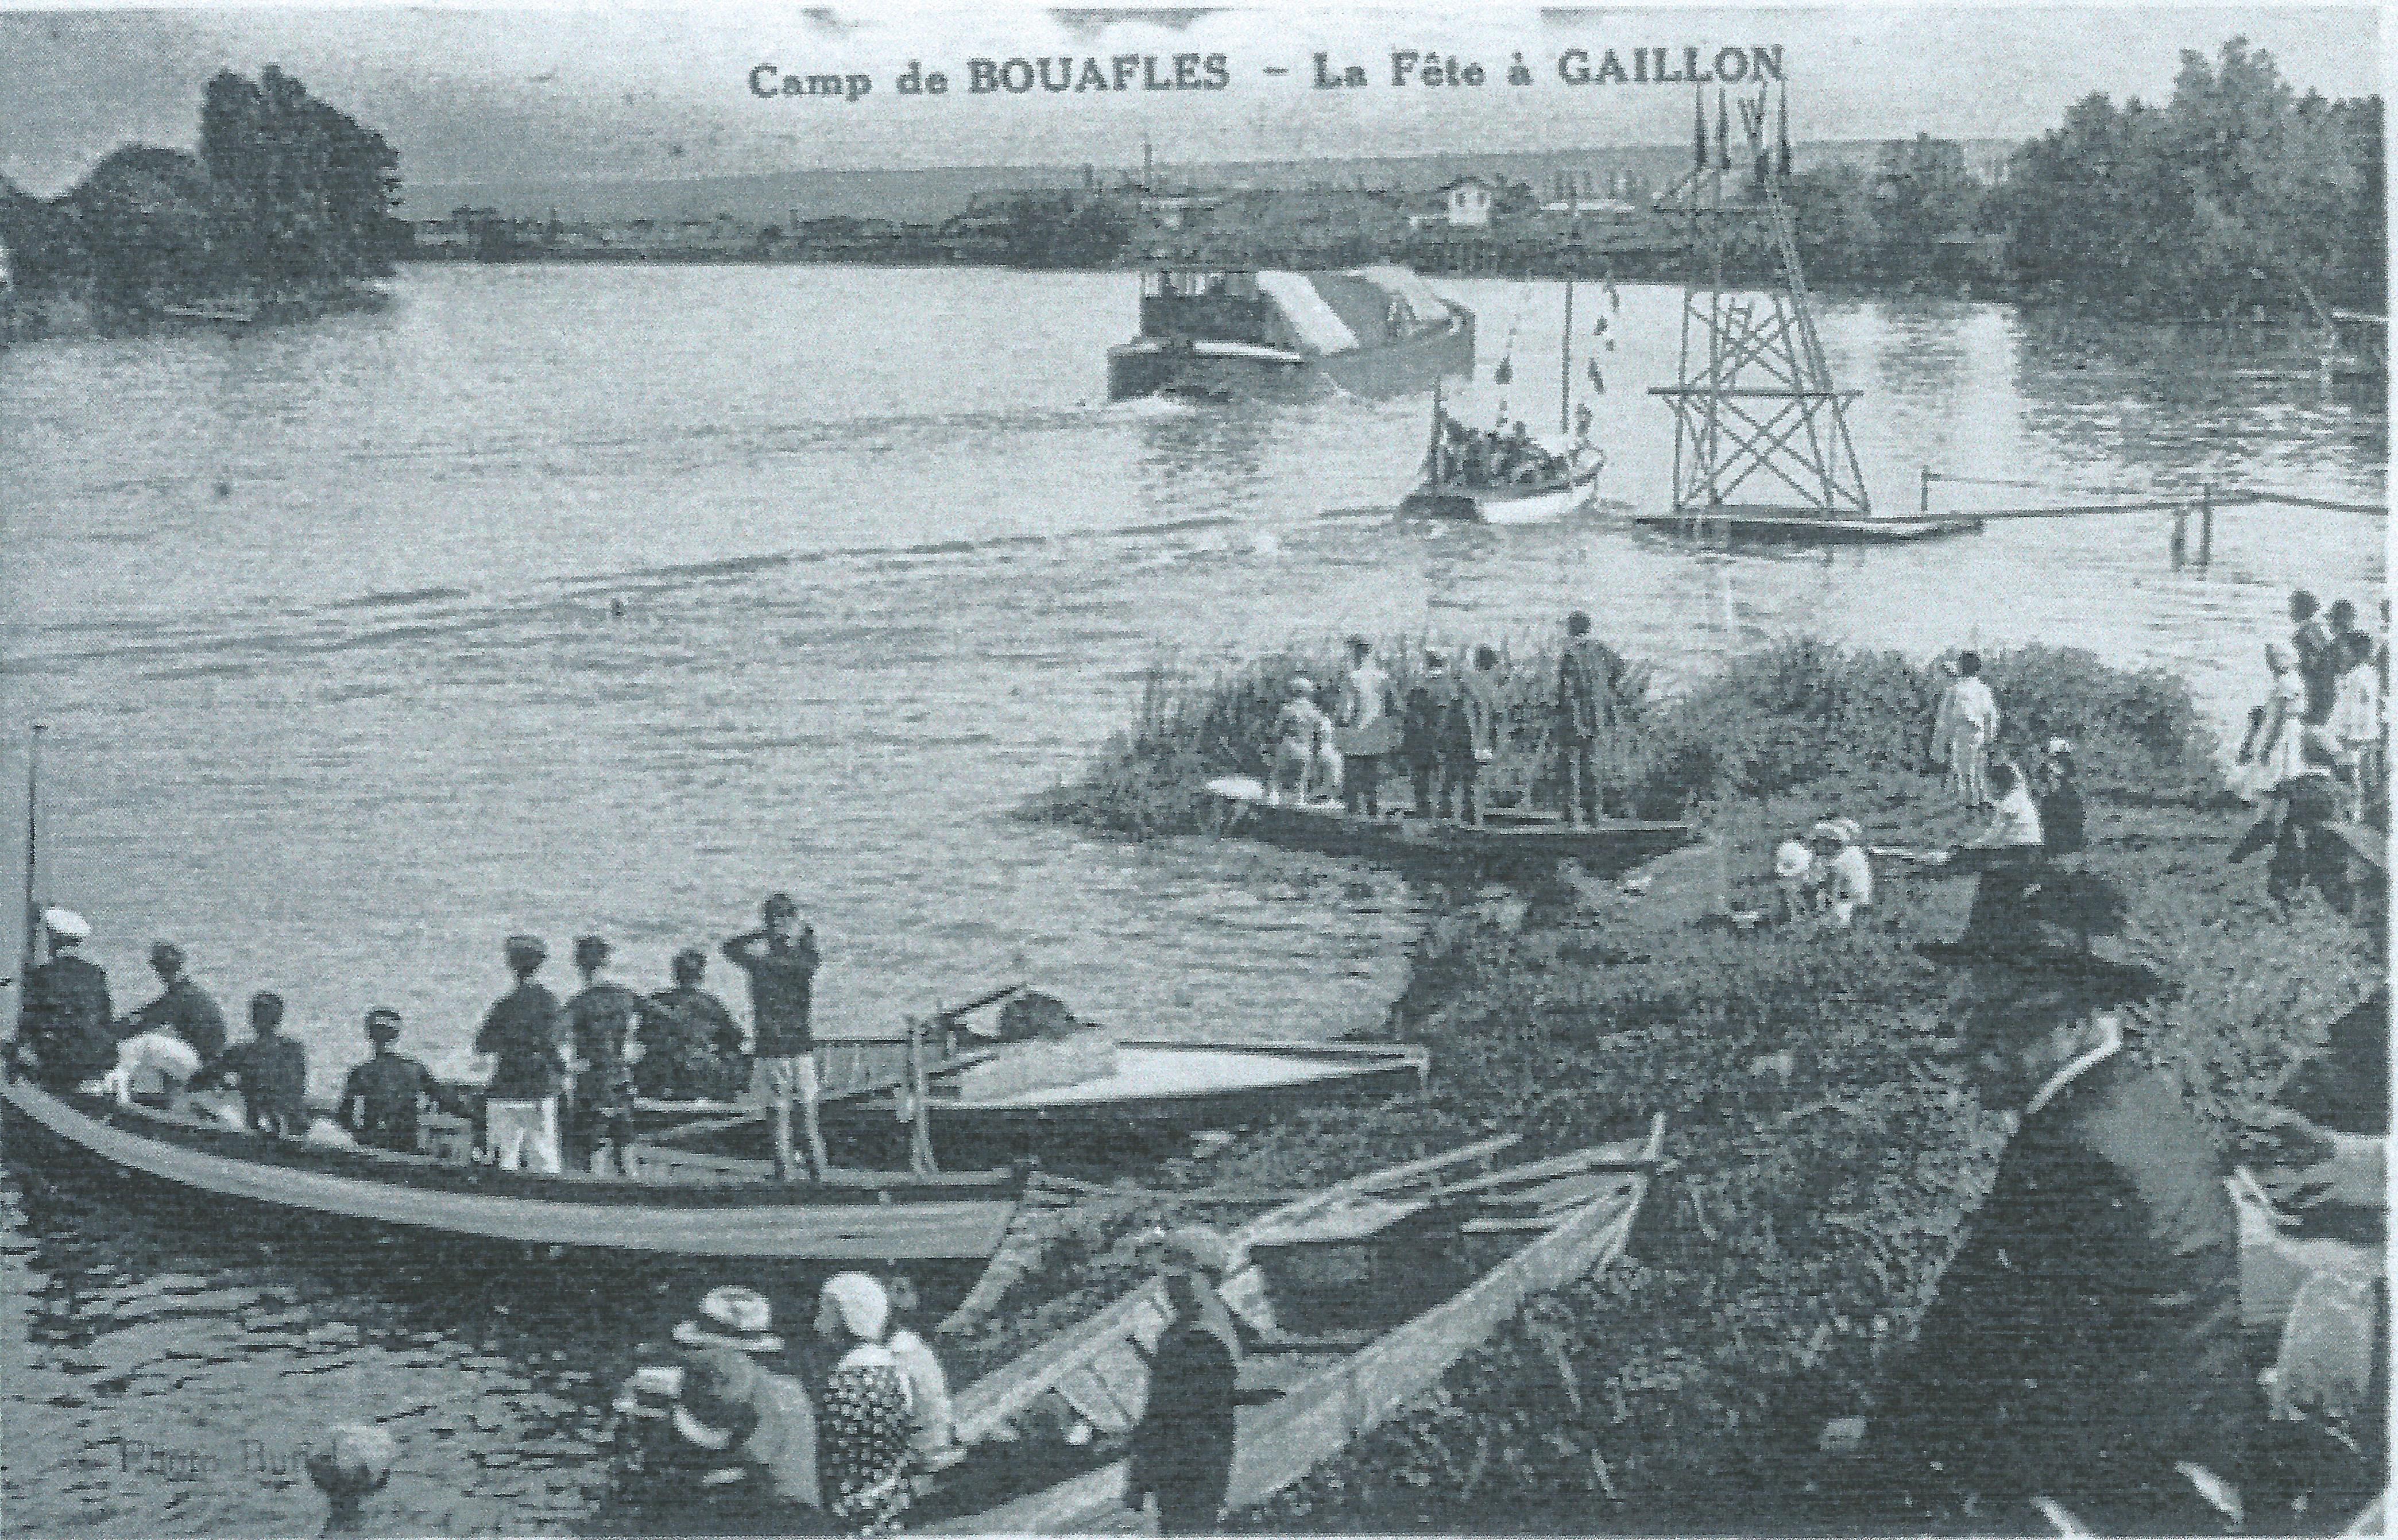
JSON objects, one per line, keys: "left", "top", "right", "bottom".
{"left": 1026, "top": 636, "right": 2221, "bottom": 833}
{"left": 1026, "top": 638, "right": 2381, "bottom": 1529}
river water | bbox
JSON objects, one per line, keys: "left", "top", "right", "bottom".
{"left": 0, "top": 264, "right": 2384, "bottom": 1534}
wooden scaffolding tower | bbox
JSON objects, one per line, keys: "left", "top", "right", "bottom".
{"left": 1650, "top": 86, "right": 1870, "bottom": 521}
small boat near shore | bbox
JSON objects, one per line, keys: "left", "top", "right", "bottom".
{"left": 0, "top": 1069, "right": 1027, "bottom": 1263}
{"left": 1399, "top": 454, "right": 1602, "bottom": 525}
{"left": 1204, "top": 775, "right": 1691, "bottom": 877}
{"left": 920, "top": 1117, "right": 1666, "bottom": 1530}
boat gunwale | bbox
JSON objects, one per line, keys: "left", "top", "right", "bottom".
{"left": 0, "top": 1073, "right": 1022, "bottom": 1209}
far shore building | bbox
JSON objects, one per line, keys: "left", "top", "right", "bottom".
{"left": 1432, "top": 176, "right": 1495, "bottom": 230}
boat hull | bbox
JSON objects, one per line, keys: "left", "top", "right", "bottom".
{"left": 932, "top": 1118, "right": 1665, "bottom": 1533}
{"left": 1108, "top": 304, "right": 1473, "bottom": 402}
{"left": 0, "top": 1074, "right": 1022, "bottom": 1262}
{"left": 1208, "top": 781, "right": 1689, "bottom": 878}
{"left": 1400, "top": 463, "right": 1601, "bottom": 525}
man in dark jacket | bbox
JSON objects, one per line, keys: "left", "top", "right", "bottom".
{"left": 641, "top": 947, "right": 747, "bottom": 1101}
{"left": 1829, "top": 918, "right": 2250, "bottom": 1534}
{"left": 338, "top": 1008, "right": 459, "bottom": 1153}
{"left": 18, "top": 908, "right": 116, "bottom": 1089}
{"left": 474, "top": 934, "right": 567, "bottom": 1172}
{"left": 197, "top": 993, "right": 310, "bottom": 1137}
{"left": 565, "top": 934, "right": 644, "bottom": 1175}
{"left": 1556, "top": 610, "right": 1625, "bottom": 826}
{"left": 125, "top": 941, "right": 227, "bottom": 1067}
{"left": 1401, "top": 649, "right": 1459, "bottom": 819}
{"left": 1441, "top": 645, "right": 1502, "bottom": 826}
{"left": 1127, "top": 1227, "right": 1243, "bottom": 1534}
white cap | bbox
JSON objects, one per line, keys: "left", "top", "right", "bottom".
{"left": 42, "top": 908, "right": 90, "bottom": 942}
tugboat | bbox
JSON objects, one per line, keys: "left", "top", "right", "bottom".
{"left": 1107, "top": 265, "right": 1473, "bottom": 401}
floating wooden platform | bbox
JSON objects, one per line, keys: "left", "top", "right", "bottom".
{"left": 1631, "top": 505, "right": 1985, "bottom": 543}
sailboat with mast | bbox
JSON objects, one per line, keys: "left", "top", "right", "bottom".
{"left": 1398, "top": 266, "right": 1606, "bottom": 526}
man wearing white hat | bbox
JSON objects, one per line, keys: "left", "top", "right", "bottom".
{"left": 17, "top": 908, "right": 117, "bottom": 1090}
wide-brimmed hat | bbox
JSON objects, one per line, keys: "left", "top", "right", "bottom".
{"left": 672, "top": 1285, "right": 784, "bottom": 1355}
{"left": 504, "top": 933, "right": 546, "bottom": 970}
{"left": 1287, "top": 675, "right": 1314, "bottom": 698}
{"left": 42, "top": 908, "right": 90, "bottom": 943}
{"left": 1773, "top": 840, "right": 1813, "bottom": 879}
{"left": 1808, "top": 821, "right": 1844, "bottom": 844}
{"left": 819, "top": 1272, "right": 890, "bottom": 1342}
{"left": 672, "top": 1349, "right": 765, "bottom": 1452}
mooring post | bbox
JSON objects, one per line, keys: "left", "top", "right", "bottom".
{"left": 2171, "top": 502, "right": 2188, "bottom": 567}
{"left": 1920, "top": 466, "right": 1932, "bottom": 517}
{"left": 2199, "top": 483, "right": 2214, "bottom": 566}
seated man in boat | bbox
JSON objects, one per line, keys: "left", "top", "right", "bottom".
{"left": 192, "top": 992, "right": 310, "bottom": 1138}
{"left": 641, "top": 947, "right": 748, "bottom": 1102}
{"left": 1502, "top": 421, "right": 1540, "bottom": 484}
{"left": 338, "top": 1007, "right": 464, "bottom": 1154}
{"left": 16, "top": 907, "right": 118, "bottom": 1092}
{"left": 1267, "top": 676, "right": 1337, "bottom": 805}
{"left": 122, "top": 941, "right": 227, "bottom": 1071}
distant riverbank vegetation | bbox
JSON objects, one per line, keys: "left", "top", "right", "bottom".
{"left": 1008, "top": 638, "right": 2382, "bottom": 1529}
{"left": 0, "top": 67, "right": 405, "bottom": 329}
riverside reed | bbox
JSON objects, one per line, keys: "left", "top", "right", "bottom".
{"left": 1010, "top": 639, "right": 2384, "bottom": 1530}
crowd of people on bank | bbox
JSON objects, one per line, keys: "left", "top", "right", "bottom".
{"left": 2228, "top": 589, "right": 2388, "bottom": 910}
{"left": 1266, "top": 611, "right": 1629, "bottom": 828}
{"left": 600, "top": 1225, "right": 1243, "bottom": 1537}
{"left": 9, "top": 890, "right": 834, "bottom": 1183}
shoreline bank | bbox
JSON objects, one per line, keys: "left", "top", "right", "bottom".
{"left": 988, "top": 636, "right": 2385, "bottom": 1531}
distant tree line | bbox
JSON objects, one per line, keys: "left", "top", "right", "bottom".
{"left": 1782, "top": 39, "right": 2383, "bottom": 316}
{"left": 1, "top": 66, "right": 404, "bottom": 316}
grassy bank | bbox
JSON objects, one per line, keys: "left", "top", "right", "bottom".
{"left": 1014, "top": 639, "right": 2384, "bottom": 1530}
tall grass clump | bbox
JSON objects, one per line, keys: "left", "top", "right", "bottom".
{"left": 1027, "top": 636, "right": 2223, "bottom": 834}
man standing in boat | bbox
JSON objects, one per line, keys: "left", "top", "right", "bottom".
{"left": 1336, "top": 636, "right": 1401, "bottom": 818}
{"left": 475, "top": 933, "right": 568, "bottom": 1173}
{"left": 15, "top": 907, "right": 115, "bottom": 1090}
{"left": 724, "top": 893, "right": 828, "bottom": 1183}
{"left": 1556, "top": 612, "right": 1626, "bottom": 827}
{"left": 565, "top": 935, "right": 644, "bottom": 1177}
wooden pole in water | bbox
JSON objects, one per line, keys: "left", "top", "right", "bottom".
{"left": 1560, "top": 269, "right": 1575, "bottom": 436}
{"left": 2199, "top": 482, "right": 2214, "bottom": 566}
{"left": 14, "top": 725, "right": 40, "bottom": 1031}
{"left": 907, "top": 1012, "right": 938, "bottom": 1176}
{"left": 1920, "top": 466, "right": 1932, "bottom": 517}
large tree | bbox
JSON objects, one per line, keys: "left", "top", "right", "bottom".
{"left": 201, "top": 64, "right": 404, "bottom": 297}
{"left": 55, "top": 147, "right": 233, "bottom": 311}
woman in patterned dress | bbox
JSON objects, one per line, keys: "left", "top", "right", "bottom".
{"left": 813, "top": 1272, "right": 915, "bottom": 1535}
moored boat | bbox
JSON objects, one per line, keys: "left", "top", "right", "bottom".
{"left": 1399, "top": 454, "right": 1602, "bottom": 525}
{"left": 1107, "top": 265, "right": 1472, "bottom": 401}
{"left": 1204, "top": 775, "right": 1691, "bottom": 878}
{"left": 0, "top": 1070, "right": 1027, "bottom": 1263}
{"left": 920, "top": 1117, "right": 1666, "bottom": 1530}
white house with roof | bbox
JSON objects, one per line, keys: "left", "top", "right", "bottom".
{"left": 1433, "top": 176, "right": 1494, "bottom": 230}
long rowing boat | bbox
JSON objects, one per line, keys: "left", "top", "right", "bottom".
{"left": 924, "top": 1115, "right": 1666, "bottom": 1530}
{"left": 0, "top": 1070, "right": 1026, "bottom": 1263}
{"left": 1206, "top": 775, "right": 1690, "bottom": 878}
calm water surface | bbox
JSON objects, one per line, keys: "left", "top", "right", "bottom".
{"left": 0, "top": 264, "right": 2384, "bottom": 1534}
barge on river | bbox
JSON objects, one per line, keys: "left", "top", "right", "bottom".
{"left": 0, "top": 1070, "right": 1026, "bottom": 1263}
{"left": 1108, "top": 265, "right": 1472, "bottom": 401}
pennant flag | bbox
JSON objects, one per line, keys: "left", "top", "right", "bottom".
{"left": 1494, "top": 357, "right": 1513, "bottom": 385}
{"left": 1607, "top": 282, "right": 1621, "bottom": 312}
{"left": 1604, "top": 338, "right": 1616, "bottom": 352}
{"left": 1588, "top": 359, "right": 1605, "bottom": 392}
{"left": 1593, "top": 315, "right": 1608, "bottom": 335}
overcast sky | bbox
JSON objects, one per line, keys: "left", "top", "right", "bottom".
{"left": 1, "top": 5, "right": 2382, "bottom": 196}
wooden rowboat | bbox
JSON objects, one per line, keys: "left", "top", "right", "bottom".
{"left": 0, "top": 1069, "right": 1026, "bottom": 1263}
{"left": 1205, "top": 775, "right": 1690, "bottom": 878}
{"left": 923, "top": 1116, "right": 1666, "bottom": 1530}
